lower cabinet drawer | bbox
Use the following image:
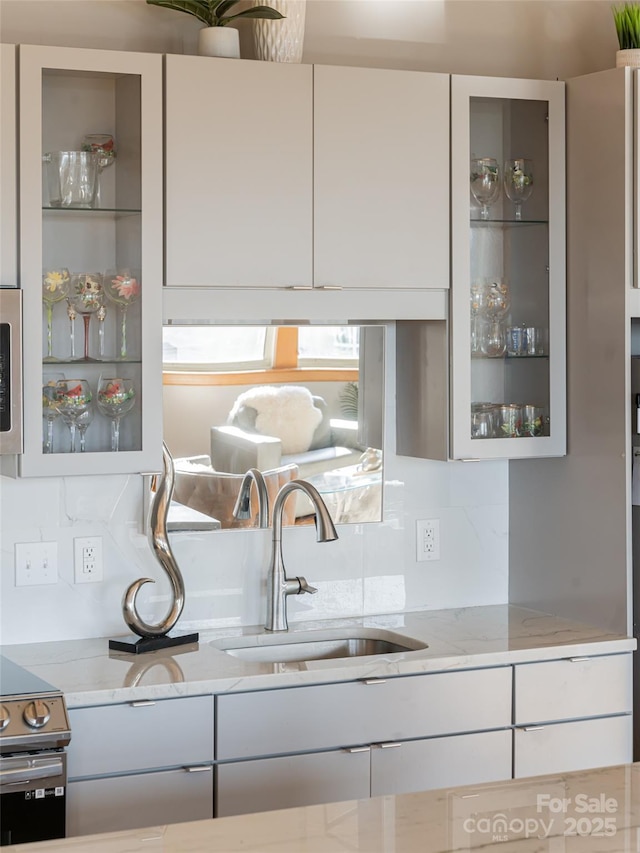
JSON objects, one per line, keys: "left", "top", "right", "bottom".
{"left": 514, "top": 715, "right": 632, "bottom": 778}
{"left": 216, "top": 667, "right": 512, "bottom": 760}
{"left": 67, "top": 766, "right": 214, "bottom": 836}
{"left": 215, "top": 748, "right": 370, "bottom": 817}
{"left": 68, "top": 695, "right": 214, "bottom": 778}
{"left": 370, "top": 729, "right": 512, "bottom": 797}
{"left": 514, "top": 654, "right": 632, "bottom": 724}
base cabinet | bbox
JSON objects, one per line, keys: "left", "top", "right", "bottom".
{"left": 68, "top": 767, "right": 214, "bottom": 836}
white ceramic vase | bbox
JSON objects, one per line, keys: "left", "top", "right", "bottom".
{"left": 252, "top": 0, "right": 306, "bottom": 63}
{"left": 616, "top": 48, "right": 640, "bottom": 67}
{"left": 198, "top": 26, "right": 241, "bottom": 58}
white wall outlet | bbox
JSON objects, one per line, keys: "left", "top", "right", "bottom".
{"left": 15, "top": 542, "right": 58, "bottom": 586}
{"left": 74, "top": 536, "right": 104, "bottom": 584}
{"left": 416, "top": 519, "right": 440, "bottom": 562}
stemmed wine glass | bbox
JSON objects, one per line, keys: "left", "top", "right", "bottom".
{"left": 42, "top": 373, "right": 64, "bottom": 454}
{"left": 504, "top": 158, "right": 534, "bottom": 220}
{"left": 103, "top": 269, "right": 141, "bottom": 360}
{"left": 97, "top": 377, "right": 136, "bottom": 452}
{"left": 470, "top": 158, "right": 501, "bottom": 220}
{"left": 482, "top": 279, "right": 511, "bottom": 357}
{"left": 42, "top": 269, "right": 70, "bottom": 361}
{"left": 69, "top": 273, "right": 103, "bottom": 361}
{"left": 470, "top": 279, "right": 488, "bottom": 357}
{"left": 75, "top": 407, "right": 95, "bottom": 453}
{"left": 55, "top": 379, "right": 92, "bottom": 453}
{"left": 81, "top": 134, "right": 116, "bottom": 206}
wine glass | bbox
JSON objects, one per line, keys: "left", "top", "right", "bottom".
{"left": 69, "top": 273, "right": 103, "bottom": 361}
{"left": 470, "top": 279, "right": 488, "bottom": 357}
{"left": 75, "top": 407, "right": 95, "bottom": 453}
{"left": 42, "top": 269, "right": 70, "bottom": 362}
{"left": 482, "top": 279, "right": 511, "bottom": 357}
{"left": 42, "top": 373, "right": 64, "bottom": 453}
{"left": 103, "top": 269, "right": 141, "bottom": 360}
{"left": 470, "top": 158, "right": 500, "bottom": 220}
{"left": 81, "top": 134, "right": 116, "bottom": 206}
{"left": 504, "top": 158, "right": 534, "bottom": 220}
{"left": 97, "top": 377, "right": 136, "bottom": 452}
{"left": 55, "top": 379, "right": 92, "bottom": 453}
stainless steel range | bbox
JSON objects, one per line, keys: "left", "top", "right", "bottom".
{"left": 0, "top": 655, "right": 71, "bottom": 846}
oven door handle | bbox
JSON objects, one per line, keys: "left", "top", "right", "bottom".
{"left": 0, "top": 756, "right": 64, "bottom": 786}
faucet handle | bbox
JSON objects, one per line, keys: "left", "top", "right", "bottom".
{"left": 296, "top": 576, "right": 317, "bottom": 595}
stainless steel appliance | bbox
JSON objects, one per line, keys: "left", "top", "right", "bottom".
{"left": 0, "top": 655, "right": 70, "bottom": 845}
{"left": 0, "top": 289, "right": 23, "bottom": 454}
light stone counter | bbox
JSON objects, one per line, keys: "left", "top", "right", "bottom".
{"left": 9, "top": 762, "right": 640, "bottom": 851}
{"left": 1, "top": 605, "right": 634, "bottom": 707}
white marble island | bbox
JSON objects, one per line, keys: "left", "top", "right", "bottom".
{"left": 9, "top": 763, "right": 640, "bottom": 852}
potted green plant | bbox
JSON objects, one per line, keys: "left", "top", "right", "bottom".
{"left": 146, "top": 0, "right": 285, "bottom": 58}
{"left": 612, "top": 3, "right": 640, "bottom": 66}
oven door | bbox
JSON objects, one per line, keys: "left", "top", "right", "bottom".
{"left": 0, "top": 752, "right": 66, "bottom": 845}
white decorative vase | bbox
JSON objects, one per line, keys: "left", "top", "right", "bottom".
{"left": 198, "top": 26, "right": 240, "bottom": 58}
{"left": 253, "top": 0, "right": 306, "bottom": 63}
{"left": 616, "top": 48, "right": 640, "bottom": 67}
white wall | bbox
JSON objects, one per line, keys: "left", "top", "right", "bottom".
{"left": 0, "top": 0, "right": 608, "bottom": 644}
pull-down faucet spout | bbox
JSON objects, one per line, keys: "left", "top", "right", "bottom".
{"left": 266, "top": 479, "right": 338, "bottom": 632}
{"left": 233, "top": 468, "right": 269, "bottom": 528}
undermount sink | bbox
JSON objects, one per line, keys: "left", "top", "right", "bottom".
{"left": 212, "top": 628, "right": 427, "bottom": 664}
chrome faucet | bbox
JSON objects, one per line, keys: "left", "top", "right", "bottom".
{"left": 233, "top": 468, "right": 269, "bottom": 528}
{"left": 266, "top": 479, "right": 338, "bottom": 632}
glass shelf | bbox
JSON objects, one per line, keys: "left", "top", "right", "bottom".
{"left": 42, "top": 358, "right": 143, "bottom": 366}
{"left": 471, "top": 354, "right": 550, "bottom": 361}
{"left": 470, "top": 218, "right": 549, "bottom": 226}
{"left": 43, "top": 206, "right": 142, "bottom": 215}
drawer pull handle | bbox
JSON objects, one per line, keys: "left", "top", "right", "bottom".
{"left": 130, "top": 700, "right": 156, "bottom": 708}
{"left": 184, "top": 765, "right": 212, "bottom": 773}
{"left": 361, "top": 678, "right": 387, "bottom": 685}
{"left": 567, "top": 657, "right": 590, "bottom": 662}
{"left": 344, "top": 747, "right": 371, "bottom": 754}
{"left": 520, "top": 726, "right": 546, "bottom": 732}
{"left": 378, "top": 742, "right": 402, "bottom": 749}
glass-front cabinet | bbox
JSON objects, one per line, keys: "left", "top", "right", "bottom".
{"left": 450, "top": 76, "right": 566, "bottom": 460}
{"left": 18, "top": 45, "right": 163, "bottom": 476}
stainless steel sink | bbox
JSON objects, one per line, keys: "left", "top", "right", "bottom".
{"left": 212, "top": 629, "right": 427, "bottom": 664}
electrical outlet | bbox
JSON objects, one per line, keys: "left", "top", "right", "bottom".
{"left": 416, "top": 519, "right": 440, "bottom": 562}
{"left": 74, "top": 536, "right": 103, "bottom": 583}
{"left": 15, "top": 542, "right": 58, "bottom": 586}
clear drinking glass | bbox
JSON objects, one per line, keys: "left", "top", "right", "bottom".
{"left": 481, "top": 280, "right": 510, "bottom": 357}
{"left": 69, "top": 274, "right": 104, "bottom": 361}
{"left": 97, "top": 377, "right": 136, "bottom": 452}
{"left": 42, "top": 373, "right": 64, "bottom": 454}
{"left": 43, "top": 151, "right": 99, "bottom": 209}
{"left": 470, "top": 158, "right": 500, "bottom": 220}
{"left": 42, "top": 269, "right": 70, "bottom": 362}
{"left": 103, "top": 269, "right": 141, "bottom": 360}
{"left": 81, "top": 134, "right": 116, "bottom": 206}
{"left": 504, "top": 158, "right": 534, "bottom": 220}
{"left": 55, "top": 379, "right": 92, "bottom": 453}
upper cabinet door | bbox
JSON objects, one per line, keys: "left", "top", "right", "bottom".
{"left": 313, "top": 65, "right": 449, "bottom": 290}
{"left": 450, "top": 75, "right": 566, "bottom": 460}
{"left": 19, "top": 45, "right": 163, "bottom": 477}
{"left": 1, "top": 44, "right": 17, "bottom": 288}
{"left": 165, "top": 56, "right": 312, "bottom": 289}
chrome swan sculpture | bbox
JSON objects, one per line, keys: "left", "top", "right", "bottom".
{"left": 123, "top": 442, "right": 186, "bottom": 639}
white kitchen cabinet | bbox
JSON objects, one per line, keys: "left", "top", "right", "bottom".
{"left": 215, "top": 667, "right": 512, "bottom": 816}
{"left": 165, "top": 55, "right": 312, "bottom": 289}
{"left": 68, "top": 766, "right": 213, "bottom": 836}
{"left": 18, "top": 44, "right": 163, "bottom": 477}
{"left": 67, "top": 695, "right": 214, "bottom": 836}
{"left": 313, "top": 65, "right": 449, "bottom": 290}
{"left": 165, "top": 60, "right": 448, "bottom": 293}
{"left": 1, "top": 44, "right": 17, "bottom": 289}
{"left": 216, "top": 748, "right": 371, "bottom": 818}
{"left": 449, "top": 75, "right": 566, "bottom": 460}
{"left": 513, "top": 654, "right": 633, "bottom": 776}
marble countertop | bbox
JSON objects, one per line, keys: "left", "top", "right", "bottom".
{"left": 1, "top": 605, "right": 634, "bottom": 708}
{"left": 9, "top": 762, "right": 640, "bottom": 851}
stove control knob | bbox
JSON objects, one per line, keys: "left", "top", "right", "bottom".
{"left": 0, "top": 705, "right": 9, "bottom": 730}
{"left": 24, "top": 700, "right": 51, "bottom": 728}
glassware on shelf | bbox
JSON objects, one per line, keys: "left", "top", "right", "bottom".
{"left": 471, "top": 402, "right": 497, "bottom": 439}
{"left": 481, "top": 279, "right": 510, "bottom": 357}
{"left": 97, "top": 304, "right": 108, "bottom": 360}
{"left": 42, "top": 151, "right": 99, "bottom": 209}
{"left": 503, "top": 158, "right": 534, "bottom": 220}
{"left": 470, "top": 158, "right": 500, "bottom": 220}
{"left": 55, "top": 379, "right": 92, "bottom": 453}
{"left": 522, "top": 404, "right": 547, "bottom": 437}
{"left": 497, "top": 403, "right": 523, "bottom": 438}
{"left": 75, "top": 407, "right": 95, "bottom": 453}
{"left": 81, "top": 134, "right": 116, "bottom": 206}
{"left": 97, "top": 377, "right": 136, "bottom": 452}
{"left": 42, "top": 374, "right": 64, "bottom": 454}
{"left": 69, "top": 273, "right": 104, "bottom": 361}
{"left": 470, "top": 279, "right": 488, "bottom": 357}
{"left": 103, "top": 269, "right": 141, "bottom": 360}
{"left": 66, "top": 298, "right": 77, "bottom": 359}
{"left": 42, "top": 268, "right": 70, "bottom": 362}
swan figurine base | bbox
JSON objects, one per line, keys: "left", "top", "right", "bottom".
{"left": 108, "top": 630, "right": 199, "bottom": 655}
